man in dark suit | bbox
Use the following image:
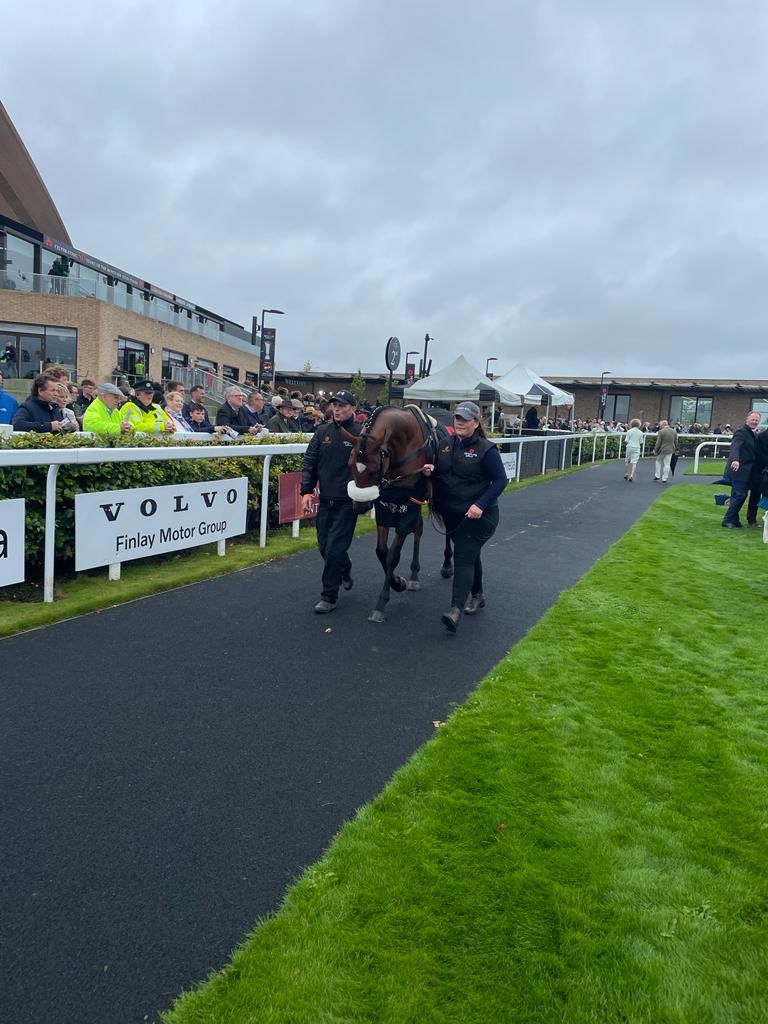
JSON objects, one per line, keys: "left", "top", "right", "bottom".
{"left": 746, "top": 425, "right": 768, "bottom": 526}
{"left": 215, "top": 386, "right": 261, "bottom": 435}
{"left": 723, "top": 411, "right": 761, "bottom": 528}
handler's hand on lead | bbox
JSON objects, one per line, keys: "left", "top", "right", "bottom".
{"left": 301, "top": 493, "right": 314, "bottom": 514}
{"left": 730, "top": 460, "right": 740, "bottom": 471}
{"left": 466, "top": 504, "right": 483, "bottom": 519}
{"left": 422, "top": 463, "right": 434, "bottom": 475}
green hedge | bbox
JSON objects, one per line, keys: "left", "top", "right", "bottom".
{"left": 0, "top": 433, "right": 308, "bottom": 576}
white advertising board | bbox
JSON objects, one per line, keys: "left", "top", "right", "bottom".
{"left": 75, "top": 478, "right": 248, "bottom": 570}
{"left": 0, "top": 498, "right": 25, "bottom": 587}
{"left": 500, "top": 452, "right": 518, "bottom": 480}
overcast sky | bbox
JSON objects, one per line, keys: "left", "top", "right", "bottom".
{"left": 5, "top": 1, "right": 768, "bottom": 377}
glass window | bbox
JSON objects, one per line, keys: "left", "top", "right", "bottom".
{"left": 118, "top": 337, "right": 149, "bottom": 378}
{"left": 751, "top": 399, "right": 768, "bottom": 428}
{"left": 43, "top": 327, "right": 77, "bottom": 369}
{"left": 0, "top": 321, "right": 45, "bottom": 333}
{"left": 222, "top": 365, "right": 239, "bottom": 381}
{"left": 78, "top": 265, "right": 98, "bottom": 298}
{"left": 196, "top": 357, "right": 218, "bottom": 373}
{"left": 604, "top": 394, "right": 630, "bottom": 422}
{"left": 4, "top": 233, "right": 35, "bottom": 289}
{"left": 162, "top": 348, "right": 188, "bottom": 381}
{"left": 669, "top": 395, "right": 713, "bottom": 427}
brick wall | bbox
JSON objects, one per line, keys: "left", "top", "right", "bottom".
{"left": 566, "top": 384, "right": 758, "bottom": 427}
{"left": 0, "top": 291, "right": 260, "bottom": 383}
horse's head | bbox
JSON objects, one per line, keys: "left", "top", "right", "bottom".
{"left": 346, "top": 419, "right": 386, "bottom": 502}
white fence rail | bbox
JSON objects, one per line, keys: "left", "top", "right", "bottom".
{"left": 692, "top": 439, "right": 731, "bottom": 474}
{"left": 0, "top": 430, "right": 732, "bottom": 603}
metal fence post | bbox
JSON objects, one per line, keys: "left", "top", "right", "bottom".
{"left": 578, "top": 435, "right": 583, "bottom": 465}
{"left": 542, "top": 438, "right": 549, "bottom": 474}
{"left": 43, "top": 464, "right": 60, "bottom": 603}
{"left": 516, "top": 441, "right": 522, "bottom": 481}
{"left": 592, "top": 436, "right": 597, "bottom": 463}
{"left": 259, "top": 454, "right": 273, "bottom": 548}
{"left": 602, "top": 434, "right": 608, "bottom": 460}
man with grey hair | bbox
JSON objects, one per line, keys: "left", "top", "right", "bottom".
{"left": 215, "top": 386, "right": 261, "bottom": 435}
{"left": 653, "top": 420, "right": 678, "bottom": 482}
{"left": 82, "top": 382, "right": 133, "bottom": 435}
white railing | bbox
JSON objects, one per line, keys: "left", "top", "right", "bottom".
{"left": 0, "top": 429, "right": 729, "bottom": 604}
{"left": 692, "top": 439, "right": 731, "bottom": 474}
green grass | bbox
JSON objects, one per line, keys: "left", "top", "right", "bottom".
{"left": 686, "top": 460, "right": 727, "bottom": 476}
{"left": 164, "top": 485, "right": 768, "bottom": 1024}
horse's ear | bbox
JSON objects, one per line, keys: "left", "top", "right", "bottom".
{"left": 339, "top": 426, "right": 358, "bottom": 444}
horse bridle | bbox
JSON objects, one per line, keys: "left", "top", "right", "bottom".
{"left": 357, "top": 408, "right": 436, "bottom": 490}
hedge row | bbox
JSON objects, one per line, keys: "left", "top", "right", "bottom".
{"left": 0, "top": 433, "right": 308, "bottom": 575}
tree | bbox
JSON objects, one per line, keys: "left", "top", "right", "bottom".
{"left": 302, "top": 360, "right": 313, "bottom": 373}
{"left": 376, "top": 382, "right": 389, "bottom": 405}
{"left": 350, "top": 369, "right": 366, "bottom": 407}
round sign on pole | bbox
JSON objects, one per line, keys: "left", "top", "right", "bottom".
{"left": 385, "top": 336, "right": 401, "bottom": 372}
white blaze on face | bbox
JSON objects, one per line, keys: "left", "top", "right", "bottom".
{"left": 348, "top": 481, "right": 380, "bottom": 502}
{"left": 356, "top": 462, "right": 367, "bottom": 473}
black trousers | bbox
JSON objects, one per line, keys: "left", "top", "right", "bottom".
{"left": 445, "top": 505, "right": 499, "bottom": 608}
{"left": 316, "top": 500, "right": 357, "bottom": 602}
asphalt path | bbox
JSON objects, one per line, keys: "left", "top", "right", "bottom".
{"left": 0, "top": 464, "right": 701, "bottom": 1024}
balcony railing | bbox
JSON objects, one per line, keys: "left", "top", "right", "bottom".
{"left": 0, "top": 271, "right": 254, "bottom": 353}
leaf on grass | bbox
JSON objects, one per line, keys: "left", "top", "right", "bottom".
{"left": 432, "top": 720, "right": 443, "bottom": 728}
{"left": 497, "top": 822, "right": 509, "bottom": 830}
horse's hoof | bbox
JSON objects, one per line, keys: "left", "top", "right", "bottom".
{"left": 406, "top": 580, "right": 421, "bottom": 591}
{"left": 391, "top": 575, "right": 407, "bottom": 593}
{"left": 368, "top": 610, "right": 385, "bottom": 623}
{"left": 440, "top": 565, "right": 453, "bottom": 579}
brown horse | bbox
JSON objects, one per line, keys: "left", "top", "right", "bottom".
{"left": 345, "top": 406, "right": 438, "bottom": 622}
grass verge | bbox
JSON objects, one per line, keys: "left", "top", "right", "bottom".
{"left": 686, "top": 460, "right": 727, "bottom": 476}
{"left": 165, "top": 484, "right": 768, "bottom": 1024}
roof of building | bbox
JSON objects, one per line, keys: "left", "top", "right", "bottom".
{"left": 0, "top": 102, "right": 71, "bottom": 243}
{"left": 545, "top": 376, "right": 768, "bottom": 391}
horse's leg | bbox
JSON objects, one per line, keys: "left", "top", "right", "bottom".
{"left": 370, "top": 532, "right": 407, "bottom": 623}
{"left": 406, "top": 515, "right": 423, "bottom": 590}
{"left": 441, "top": 534, "right": 453, "bottom": 578}
{"left": 369, "top": 527, "right": 391, "bottom": 623}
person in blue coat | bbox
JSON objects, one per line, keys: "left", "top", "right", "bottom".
{"left": 0, "top": 369, "right": 19, "bottom": 424}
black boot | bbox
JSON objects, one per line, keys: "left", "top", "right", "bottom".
{"left": 441, "top": 606, "right": 462, "bottom": 632}
{"left": 464, "top": 593, "right": 486, "bottom": 615}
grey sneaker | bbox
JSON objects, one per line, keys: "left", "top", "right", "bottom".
{"left": 314, "top": 599, "right": 337, "bottom": 614}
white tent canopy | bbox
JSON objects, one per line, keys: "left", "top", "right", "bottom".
{"left": 493, "top": 363, "right": 575, "bottom": 407}
{"left": 405, "top": 355, "right": 525, "bottom": 405}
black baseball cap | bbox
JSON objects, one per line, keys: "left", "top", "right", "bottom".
{"left": 134, "top": 379, "right": 156, "bottom": 393}
{"left": 330, "top": 390, "right": 356, "bottom": 406}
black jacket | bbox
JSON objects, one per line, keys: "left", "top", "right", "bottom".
{"left": 12, "top": 396, "right": 62, "bottom": 433}
{"left": 215, "top": 402, "right": 254, "bottom": 434}
{"left": 726, "top": 424, "right": 759, "bottom": 483}
{"left": 242, "top": 405, "right": 265, "bottom": 427}
{"left": 434, "top": 431, "right": 507, "bottom": 517}
{"left": 300, "top": 416, "right": 362, "bottom": 501}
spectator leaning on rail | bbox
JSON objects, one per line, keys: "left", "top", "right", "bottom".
{"left": 164, "top": 390, "right": 194, "bottom": 432}
{"left": 267, "top": 397, "right": 303, "bottom": 433}
{"left": 120, "top": 379, "right": 174, "bottom": 433}
{"left": 0, "top": 369, "right": 19, "bottom": 424}
{"left": 188, "top": 402, "right": 228, "bottom": 434}
{"left": 83, "top": 383, "right": 133, "bottom": 435}
{"left": 215, "top": 386, "right": 262, "bottom": 435}
{"left": 12, "top": 374, "right": 69, "bottom": 432}
{"left": 242, "top": 390, "right": 267, "bottom": 429}
{"left": 653, "top": 420, "right": 678, "bottom": 482}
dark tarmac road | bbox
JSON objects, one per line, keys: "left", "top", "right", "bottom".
{"left": 0, "top": 464, "right": 695, "bottom": 1023}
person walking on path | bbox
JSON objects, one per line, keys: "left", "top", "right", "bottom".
{"left": 426, "top": 401, "right": 507, "bottom": 634}
{"left": 653, "top": 420, "right": 678, "bottom": 482}
{"left": 623, "top": 418, "right": 644, "bottom": 482}
{"left": 300, "top": 390, "right": 362, "bottom": 614}
{"left": 723, "top": 411, "right": 761, "bottom": 528}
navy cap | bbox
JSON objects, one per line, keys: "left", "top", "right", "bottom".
{"left": 454, "top": 401, "right": 481, "bottom": 420}
{"left": 134, "top": 378, "right": 156, "bottom": 393}
{"left": 330, "top": 390, "right": 356, "bottom": 406}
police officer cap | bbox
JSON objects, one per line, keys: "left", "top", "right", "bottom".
{"left": 134, "top": 378, "right": 156, "bottom": 393}
{"left": 454, "top": 401, "right": 481, "bottom": 421}
{"left": 330, "top": 390, "right": 356, "bottom": 406}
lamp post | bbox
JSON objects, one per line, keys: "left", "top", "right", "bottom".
{"left": 597, "top": 370, "right": 611, "bottom": 420}
{"left": 485, "top": 356, "right": 497, "bottom": 379}
{"left": 405, "top": 350, "right": 419, "bottom": 386}
{"left": 259, "top": 308, "right": 284, "bottom": 388}
{"left": 420, "top": 334, "right": 433, "bottom": 378}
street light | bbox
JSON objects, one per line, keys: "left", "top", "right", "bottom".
{"left": 259, "top": 308, "right": 285, "bottom": 388}
{"left": 485, "top": 356, "right": 498, "bottom": 379}
{"left": 405, "top": 350, "right": 419, "bottom": 385}
{"left": 597, "top": 370, "right": 611, "bottom": 419}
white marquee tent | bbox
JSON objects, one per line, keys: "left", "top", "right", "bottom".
{"left": 493, "top": 363, "right": 575, "bottom": 408}
{"left": 405, "top": 355, "right": 525, "bottom": 406}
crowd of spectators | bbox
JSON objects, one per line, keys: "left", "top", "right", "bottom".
{"left": 0, "top": 368, "right": 379, "bottom": 437}
{"left": 500, "top": 411, "right": 735, "bottom": 436}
